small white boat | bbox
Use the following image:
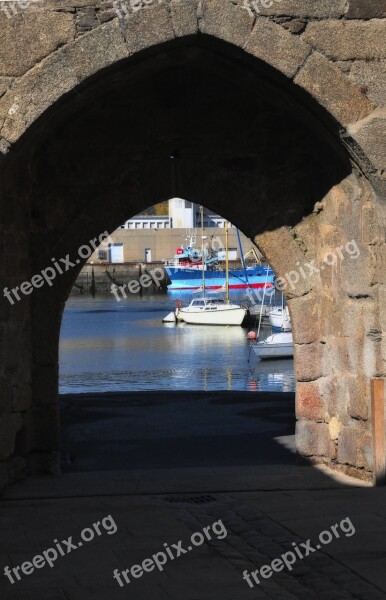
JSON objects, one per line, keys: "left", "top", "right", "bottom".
{"left": 252, "top": 332, "right": 293, "bottom": 359}
{"left": 179, "top": 297, "right": 247, "bottom": 325}
{"left": 162, "top": 311, "right": 177, "bottom": 323}
{"left": 269, "top": 306, "right": 291, "bottom": 331}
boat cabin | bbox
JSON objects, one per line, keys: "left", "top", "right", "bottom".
{"left": 188, "top": 297, "right": 225, "bottom": 310}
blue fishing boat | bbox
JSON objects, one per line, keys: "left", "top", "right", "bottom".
{"left": 164, "top": 233, "right": 275, "bottom": 291}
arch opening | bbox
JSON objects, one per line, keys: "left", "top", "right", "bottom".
{"left": 0, "top": 34, "right": 378, "bottom": 484}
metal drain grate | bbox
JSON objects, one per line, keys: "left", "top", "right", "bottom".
{"left": 165, "top": 494, "right": 217, "bottom": 505}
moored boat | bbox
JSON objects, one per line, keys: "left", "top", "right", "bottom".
{"left": 178, "top": 297, "right": 247, "bottom": 326}
{"left": 251, "top": 332, "right": 294, "bottom": 359}
{"left": 269, "top": 306, "right": 291, "bottom": 331}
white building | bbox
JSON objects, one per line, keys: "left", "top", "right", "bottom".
{"left": 120, "top": 198, "right": 233, "bottom": 230}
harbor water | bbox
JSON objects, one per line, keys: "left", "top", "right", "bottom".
{"left": 59, "top": 294, "right": 295, "bottom": 394}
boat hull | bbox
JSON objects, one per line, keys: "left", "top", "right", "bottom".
{"left": 268, "top": 307, "right": 291, "bottom": 331}
{"left": 252, "top": 343, "right": 294, "bottom": 359}
{"left": 179, "top": 307, "right": 246, "bottom": 325}
{"left": 166, "top": 266, "right": 275, "bottom": 291}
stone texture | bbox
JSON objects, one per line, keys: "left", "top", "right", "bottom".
{"left": 346, "top": 0, "right": 386, "bottom": 19}
{"left": 123, "top": 3, "right": 175, "bottom": 54}
{"left": 347, "top": 111, "right": 386, "bottom": 171}
{"left": 302, "top": 21, "right": 386, "bottom": 61}
{"left": 294, "top": 52, "right": 375, "bottom": 126}
{"left": 245, "top": 17, "right": 311, "bottom": 78}
{"left": 0, "top": 49, "right": 79, "bottom": 144}
{"left": 289, "top": 293, "right": 320, "bottom": 344}
{"left": 200, "top": 0, "right": 254, "bottom": 48}
{"left": 0, "top": 13, "right": 75, "bottom": 77}
{"left": 337, "top": 424, "right": 370, "bottom": 470}
{"left": 296, "top": 420, "right": 330, "bottom": 457}
{"left": 296, "top": 381, "right": 327, "bottom": 421}
{"left": 0, "top": 77, "right": 13, "bottom": 99}
{"left": 255, "top": 228, "right": 313, "bottom": 299}
{"left": 0, "top": 3, "right": 384, "bottom": 489}
{"left": 235, "top": 0, "right": 347, "bottom": 18}
{"left": 170, "top": 0, "right": 198, "bottom": 37}
{"left": 294, "top": 342, "right": 324, "bottom": 382}
{"left": 65, "top": 19, "right": 128, "bottom": 82}
{"left": 328, "top": 416, "right": 342, "bottom": 442}
{"left": 347, "top": 60, "right": 386, "bottom": 107}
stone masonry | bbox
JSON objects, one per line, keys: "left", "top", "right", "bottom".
{"left": 0, "top": 0, "right": 385, "bottom": 488}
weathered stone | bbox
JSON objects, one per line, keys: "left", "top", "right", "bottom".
{"left": 281, "top": 19, "right": 306, "bottom": 35}
{"left": 66, "top": 19, "right": 128, "bottom": 82}
{"left": 288, "top": 294, "right": 319, "bottom": 345}
{"left": 170, "top": 0, "right": 199, "bottom": 37}
{"left": 296, "top": 420, "right": 330, "bottom": 457}
{"left": 339, "top": 242, "right": 375, "bottom": 297}
{"left": 328, "top": 416, "right": 342, "bottom": 442}
{"left": 0, "top": 3, "right": 384, "bottom": 490}
{"left": 0, "top": 50, "right": 78, "bottom": 144}
{"left": 294, "top": 343, "right": 324, "bottom": 382}
{"left": 255, "top": 228, "right": 313, "bottom": 299}
{"left": 347, "top": 60, "right": 386, "bottom": 107}
{"left": 346, "top": 0, "right": 386, "bottom": 19}
{"left": 200, "top": 0, "right": 254, "bottom": 48}
{"left": 296, "top": 381, "right": 327, "bottom": 420}
{"left": 302, "top": 21, "right": 386, "bottom": 61}
{"left": 77, "top": 11, "right": 98, "bottom": 28}
{"left": 0, "top": 77, "right": 13, "bottom": 99}
{"left": 337, "top": 424, "right": 370, "bottom": 469}
{"left": 245, "top": 18, "right": 311, "bottom": 78}
{"left": 0, "top": 13, "right": 75, "bottom": 77}
{"left": 236, "top": 0, "right": 347, "bottom": 18}
{"left": 123, "top": 3, "right": 175, "bottom": 54}
{"left": 295, "top": 52, "right": 375, "bottom": 126}
{"left": 98, "top": 10, "right": 116, "bottom": 24}
{"left": 347, "top": 111, "right": 386, "bottom": 171}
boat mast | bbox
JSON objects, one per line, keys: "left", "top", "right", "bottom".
{"left": 225, "top": 221, "right": 230, "bottom": 304}
{"left": 200, "top": 205, "right": 206, "bottom": 297}
{"left": 235, "top": 228, "right": 250, "bottom": 291}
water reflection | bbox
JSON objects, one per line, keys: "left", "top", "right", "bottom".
{"left": 59, "top": 296, "right": 295, "bottom": 394}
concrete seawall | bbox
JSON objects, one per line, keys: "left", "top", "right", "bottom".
{"left": 71, "top": 261, "right": 244, "bottom": 295}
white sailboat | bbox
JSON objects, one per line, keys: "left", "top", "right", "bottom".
{"left": 251, "top": 332, "right": 294, "bottom": 359}
{"left": 178, "top": 212, "right": 247, "bottom": 326}
{"left": 269, "top": 305, "right": 291, "bottom": 331}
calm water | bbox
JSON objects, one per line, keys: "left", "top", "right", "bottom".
{"left": 59, "top": 295, "right": 295, "bottom": 394}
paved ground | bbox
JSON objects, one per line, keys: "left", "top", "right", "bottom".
{"left": 1, "top": 392, "right": 385, "bottom": 600}
{"left": 59, "top": 391, "right": 297, "bottom": 470}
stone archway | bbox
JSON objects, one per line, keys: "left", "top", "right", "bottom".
{"left": 0, "top": 1, "right": 384, "bottom": 487}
